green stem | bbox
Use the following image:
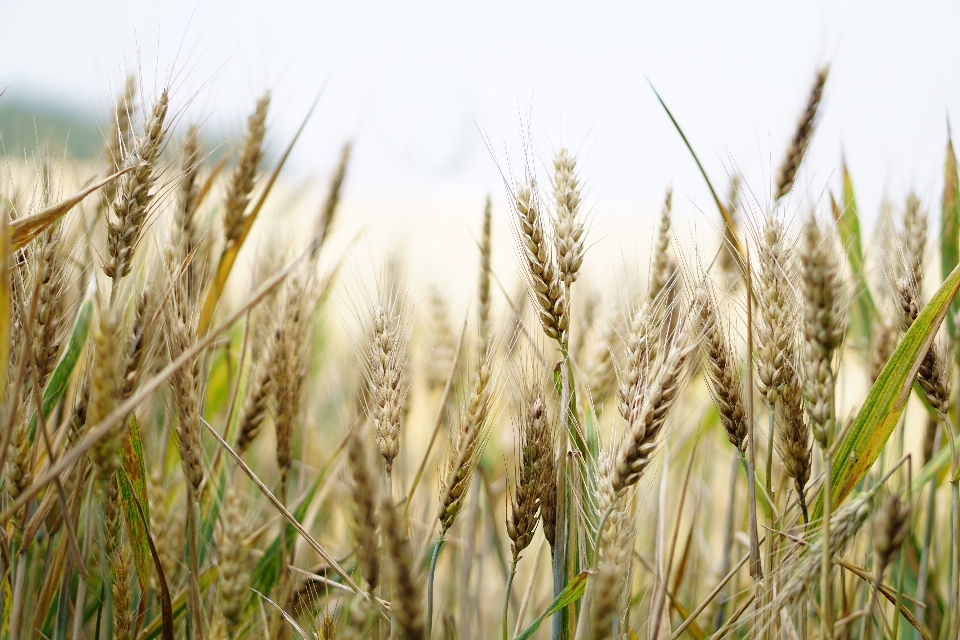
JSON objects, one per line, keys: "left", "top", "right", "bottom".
{"left": 503, "top": 560, "right": 517, "bottom": 640}
{"left": 916, "top": 425, "right": 941, "bottom": 640}
{"left": 427, "top": 535, "right": 445, "bottom": 638}
{"left": 951, "top": 479, "right": 959, "bottom": 640}
{"left": 821, "top": 450, "right": 833, "bottom": 640}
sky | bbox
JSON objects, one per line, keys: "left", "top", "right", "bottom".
{"left": 2, "top": 0, "right": 960, "bottom": 288}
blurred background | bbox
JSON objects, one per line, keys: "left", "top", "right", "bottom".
{"left": 2, "top": 0, "right": 959, "bottom": 305}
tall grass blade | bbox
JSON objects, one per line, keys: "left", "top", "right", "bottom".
{"left": 198, "top": 92, "right": 322, "bottom": 334}
{"left": 10, "top": 169, "right": 129, "bottom": 250}
{"left": 942, "top": 134, "right": 960, "bottom": 340}
{"left": 814, "top": 261, "right": 960, "bottom": 519}
{"left": 514, "top": 571, "right": 589, "bottom": 640}
{"left": 27, "top": 282, "right": 94, "bottom": 440}
{"left": 831, "top": 164, "right": 877, "bottom": 344}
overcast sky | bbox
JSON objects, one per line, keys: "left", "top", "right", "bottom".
{"left": 3, "top": 0, "right": 960, "bottom": 239}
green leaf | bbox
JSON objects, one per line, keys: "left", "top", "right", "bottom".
{"left": 117, "top": 469, "right": 152, "bottom": 599}
{"left": 10, "top": 169, "right": 128, "bottom": 250}
{"left": 512, "top": 571, "right": 589, "bottom": 640}
{"left": 198, "top": 93, "right": 321, "bottom": 334}
{"left": 813, "top": 260, "right": 960, "bottom": 520}
{"left": 28, "top": 283, "right": 94, "bottom": 440}
{"left": 942, "top": 134, "right": 960, "bottom": 341}
{"left": 118, "top": 415, "right": 152, "bottom": 596}
{"left": 199, "top": 466, "right": 228, "bottom": 566}
{"left": 831, "top": 165, "right": 877, "bottom": 345}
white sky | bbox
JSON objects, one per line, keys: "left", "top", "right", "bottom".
{"left": 2, "top": 0, "right": 960, "bottom": 264}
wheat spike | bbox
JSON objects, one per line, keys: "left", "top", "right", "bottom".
{"left": 346, "top": 428, "right": 380, "bottom": 590}
{"left": 874, "top": 492, "right": 910, "bottom": 581}
{"left": 515, "top": 180, "right": 568, "bottom": 346}
{"left": 224, "top": 92, "right": 269, "bottom": 246}
{"left": 618, "top": 302, "right": 655, "bottom": 423}
{"left": 649, "top": 188, "right": 676, "bottom": 304}
{"left": 695, "top": 285, "right": 747, "bottom": 453}
{"left": 902, "top": 192, "right": 926, "bottom": 293}
{"left": 312, "top": 141, "right": 351, "bottom": 257}
{"left": 104, "top": 89, "right": 169, "bottom": 281}
{"left": 478, "top": 195, "right": 493, "bottom": 353}
{"left": 756, "top": 213, "right": 797, "bottom": 404}
{"left": 439, "top": 350, "right": 492, "bottom": 534}
{"left": 382, "top": 495, "right": 426, "bottom": 640}
{"left": 112, "top": 531, "right": 134, "bottom": 640}
{"left": 553, "top": 148, "right": 585, "bottom": 288}
{"left": 799, "top": 213, "right": 845, "bottom": 448}
{"left": 613, "top": 317, "right": 695, "bottom": 493}
{"left": 218, "top": 487, "right": 250, "bottom": 631}
{"left": 775, "top": 67, "right": 828, "bottom": 199}
{"left": 896, "top": 278, "right": 951, "bottom": 420}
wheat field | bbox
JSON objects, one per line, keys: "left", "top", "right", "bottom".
{"left": 0, "top": 61, "right": 958, "bottom": 640}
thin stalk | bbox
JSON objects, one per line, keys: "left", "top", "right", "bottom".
{"left": 186, "top": 485, "right": 203, "bottom": 639}
{"left": 503, "top": 559, "right": 518, "bottom": 640}
{"left": 515, "top": 539, "right": 545, "bottom": 637}
{"left": 822, "top": 448, "right": 834, "bottom": 640}
{"left": 951, "top": 479, "right": 959, "bottom": 640}
{"left": 54, "top": 555, "right": 73, "bottom": 640}
{"left": 916, "top": 425, "right": 941, "bottom": 640}
{"left": 426, "top": 535, "right": 445, "bottom": 638}
{"left": 891, "top": 462, "right": 912, "bottom": 640}
{"left": 946, "top": 416, "right": 959, "bottom": 640}
{"left": 762, "top": 408, "right": 775, "bottom": 640}
{"left": 552, "top": 359, "right": 572, "bottom": 640}
{"left": 714, "top": 454, "right": 739, "bottom": 631}
{"left": 9, "top": 549, "right": 26, "bottom": 640}
{"left": 73, "top": 481, "right": 95, "bottom": 640}
{"left": 386, "top": 467, "right": 395, "bottom": 640}
{"left": 744, "top": 242, "right": 763, "bottom": 584}
{"left": 461, "top": 481, "right": 481, "bottom": 640}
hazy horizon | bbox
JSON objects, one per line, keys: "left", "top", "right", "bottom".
{"left": 3, "top": 0, "right": 959, "bottom": 235}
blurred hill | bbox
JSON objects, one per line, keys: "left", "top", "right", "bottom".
{"left": 0, "top": 94, "right": 104, "bottom": 160}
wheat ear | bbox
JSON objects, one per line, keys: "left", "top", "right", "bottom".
{"left": 104, "top": 89, "right": 169, "bottom": 285}
{"left": 223, "top": 92, "right": 270, "bottom": 246}
{"left": 775, "top": 67, "right": 828, "bottom": 199}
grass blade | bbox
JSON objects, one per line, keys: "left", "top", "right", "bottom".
{"left": 197, "top": 92, "right": 322, "bottom": 334}
{"left": 646, "top": 78, "right": 742, "bottom": 264}
{"left": 513, "top": 571, "right": 589, "bottom": 640}
{"left": 118, "top": 416, "right": 152, "bottom": 594}
{"left": 942, "top": 134, "right": 960, "bottom": 340}
{"left": 813, "top": 260, "right": 960, "bottom": 519}
{"left": 10, "top": 169, "right": 129, "bottom": 250}
{"left": 28, "top": 281, "right": 95, "bottom": 440}
{"left": 831, "top": 164, "right": 877, "bottom": 344}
